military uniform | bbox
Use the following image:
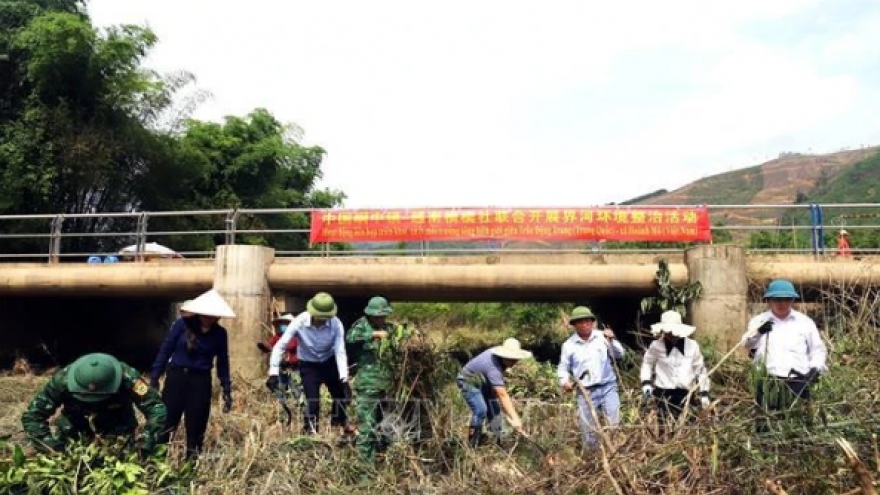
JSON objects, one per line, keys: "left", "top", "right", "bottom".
{"left": 21, "top": 353, "right": 166, "bottom": 456}
{"left": 346, "top": 296, "right": 409, "bottom": 463}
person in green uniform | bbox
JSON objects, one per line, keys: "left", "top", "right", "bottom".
{"left": 346, "top": 296, "right": 410, "bottom": 464}
{"left": 21, "top": 352, "right": 167, "bottom": 458}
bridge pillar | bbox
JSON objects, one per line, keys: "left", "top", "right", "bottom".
{"left": 685, "top": 244, "right": 748, "bottom": 351}
{"left": 273, "top": 291, "right": 307, "bottom": 316}
{"left": 213, "top": 245, "right": 275, "bottom": 382}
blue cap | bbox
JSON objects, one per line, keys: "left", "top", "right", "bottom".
{"left": 764, "top": 279, "right": 799, "bottom": 299}
{"left": 103, "top": 256, "right": 119, "bottom": 264}
{"left": 87, "top": 256, "right": 102, "bottom": 264}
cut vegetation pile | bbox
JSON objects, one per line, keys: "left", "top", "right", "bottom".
{"left": 2, "top": 282, "right": 880, "bottom": 494}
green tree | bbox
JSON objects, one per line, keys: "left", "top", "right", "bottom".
{"left": 0, "top": 2, "right": 344, "bottom": 258}
{"left": 0, "top": 2, "right": 183, "bottom": 254}
{"left": 143, "top": 109, "right": 345, "bottom": 253}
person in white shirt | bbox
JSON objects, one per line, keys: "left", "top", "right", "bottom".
{"left": 741, "top": 279, "right": 827, "bottom": 432}
{"left": 557, "top": 306, "right": 626, "bottom": 449}
{"left": 640, "top": 310, "right": 710, "bottom": 438}
{"left": 266, "top": 292, "right": 355, "bottom": 437}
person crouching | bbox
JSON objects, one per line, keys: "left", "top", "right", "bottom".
{"left": 457, "top": 338, "right": 532, "bottom": 447}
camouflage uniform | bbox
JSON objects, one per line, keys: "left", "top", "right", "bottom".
{"left": 21, "top": 353, "right": 166, "bottom": 456}
{"left": 346, "top": 296, "right": 409, "bottom": 463}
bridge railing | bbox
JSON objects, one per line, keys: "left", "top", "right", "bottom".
{"left": 0, "top": 203, "right": 878, "bottom": 262}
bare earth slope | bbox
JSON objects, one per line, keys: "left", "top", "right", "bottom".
{"left": 632, "top": 147, "right": 880, "bottom": 226}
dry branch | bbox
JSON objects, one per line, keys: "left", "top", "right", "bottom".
{"left": 764, "top": 479, "right": 790, "bottom": 495}
{"left": 836, "top": 438, "right": 878, "bottom": 495}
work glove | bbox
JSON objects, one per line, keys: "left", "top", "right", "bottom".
{"left": 700, "top": 395, "right": 711, "bottom": 409}
{"left": 642, "top": 384, "right": 653, "bottom": 399}
{"left": 222, "top": 391, "right": 233, "bottom": 413}
{"left": 757, "top": 320, "right": 774, "bottom": 335}
{"left": 265, "top": 375, "right": 280, "bottom": 392}
{"left": 342, "top": 381, "right": 353, "bottom": 402}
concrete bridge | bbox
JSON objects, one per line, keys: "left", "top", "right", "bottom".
{"left": 1, "top": 243, "right": 876, "bottom": 377}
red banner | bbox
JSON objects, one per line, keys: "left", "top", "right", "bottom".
{"left": 309, "top": 207, "right": 711, "bottom": 244}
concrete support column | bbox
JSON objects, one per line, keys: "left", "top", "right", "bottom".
{"left": 272, "top": 291, "right": 307, "bottom": 316}
{"left": 685, "top": 245, "right": 748, "bottom": 351}
{"left": 213, "top": 245, "right": 275, "bottom": 382}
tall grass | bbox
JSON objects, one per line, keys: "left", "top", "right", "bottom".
{"left": 2, "top": 283, "right": 880, "bottom": 494}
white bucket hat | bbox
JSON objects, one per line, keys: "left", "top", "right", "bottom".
{"left": 490, "top": 338, "right": 533, "bottom": 361}
{"left": 650, "top": 310, "right": 695, "bottom": 338}
{"left": 840, "top": 229, "right": 849, "bottom": 236}
{"left": 181, "top": 289, "right": 236, "bottom": 318}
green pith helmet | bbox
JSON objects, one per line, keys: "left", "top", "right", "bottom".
{"left": 364, "top": 296, "right": 393, "bottom": 317}
{"left": 66, "top": 353, "right": 123, "bottom": 402}
{"left": 307, "top": 292, "right": 337, "bottom": 318}
{"left": 569, "top": 306, "right": 596, "bottom": 324}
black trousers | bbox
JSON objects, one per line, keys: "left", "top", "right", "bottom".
{"left": 160, "top": 366, "right": 213, "bottom": 459}
{"left": 754, "top": 375, "right": 812, "bottom": 432}
{"left": 654, "top": 388, "right": 689, "bottom": 437}
{"left": 299, "top": 359, "right": 349, "bottom": 433}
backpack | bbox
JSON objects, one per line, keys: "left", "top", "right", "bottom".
{"left": 267, "top": 334, "right": 299, "bottom": 367}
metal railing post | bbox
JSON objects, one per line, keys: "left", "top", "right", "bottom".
{"left": 225, "top": 209, "right": 240, "bottom": 245}
{"left": 135, "top": 212, "right": 149, "bottom": 262}
{"left": 48, "top": 215, "right": 64, "bottom": 264}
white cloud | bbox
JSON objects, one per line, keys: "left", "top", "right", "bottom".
{"left": 86, "top": 0, "right": 880, "bottom": 208}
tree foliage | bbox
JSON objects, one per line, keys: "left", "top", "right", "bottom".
{"left": 0, "top": 1, "right": 343, "bottom": 257}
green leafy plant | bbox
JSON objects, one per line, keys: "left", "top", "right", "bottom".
{"left": 0, "top": 439, "right": 193, "bottom": 495}
{"left": 640, "top": 258, "right": 703, "bottom": 317}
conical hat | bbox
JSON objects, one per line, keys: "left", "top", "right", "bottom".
{"left": 181, "top": 289, "right": 236, "bottom": 318}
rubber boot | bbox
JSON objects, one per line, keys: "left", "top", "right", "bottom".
{"left": 467, "top": 427, "right": 483, "bottom": 448}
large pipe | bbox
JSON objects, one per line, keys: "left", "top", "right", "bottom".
{"left": 268, "top": 263, "right": 688, "bottom": 301}
{"left": 747, "top": 261, "right": 880, "bottom": 287}
{"left": 0, "top": 264, "right": 214, "bottom": 296}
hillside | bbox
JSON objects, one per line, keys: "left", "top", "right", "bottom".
{"left": 629, "top": 147, "right": 880, "bottom": 227}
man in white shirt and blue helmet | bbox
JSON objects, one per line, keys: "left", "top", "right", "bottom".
{"left": 741, "top": 278, "right": 827, "bottom": 432}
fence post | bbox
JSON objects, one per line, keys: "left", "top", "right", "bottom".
{"left": 48, "top": 215, "right": 64, "bottom": 264}
{"left": 135, "top": 213, "right": 149, "bottom": 262}
{"left": 225, "top": 209, "right": 240, "bottom": 245}
{"left": 809, "top": 204, "right": 826, "bottom": 256}
{"left": 809, "top": 204, "right": 818, "bottom": 255}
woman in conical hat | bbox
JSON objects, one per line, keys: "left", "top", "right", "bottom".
{"left": 640, "top": 310, "right": 710, "bottom": 438}
{"left": 149, "top": 289, "right": 236, "bottom": 461}
{"left": 456, "top": 337, "right": 533, "bottom": 447}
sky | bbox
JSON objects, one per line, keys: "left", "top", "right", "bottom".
{"left": 86, "top": 0, "right": 880, "bottom": 209}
